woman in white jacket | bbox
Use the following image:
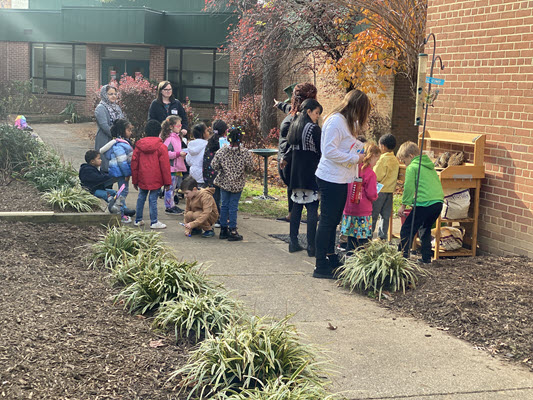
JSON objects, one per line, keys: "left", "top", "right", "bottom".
{"left": 186, "top": 123, "right": 209, "bottom": 187}
{"left": 313, "top": 90, "right": 371, "bottom": 279}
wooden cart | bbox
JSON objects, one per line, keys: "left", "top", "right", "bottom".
{"left": 388, "top": 130, "right": 486, "bottom": 259}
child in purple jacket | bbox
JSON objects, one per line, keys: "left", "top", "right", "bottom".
{"left": 341, "top": 143, "right": 381, "bottom": 251}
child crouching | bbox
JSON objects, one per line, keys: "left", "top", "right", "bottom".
{"left": 180, "top": 176, "right": 219, "bottom": 238}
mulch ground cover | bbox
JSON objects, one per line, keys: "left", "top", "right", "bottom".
{"left": 0, "top": 208, "right": 189, "bottom": 397}
{"left": 380, "top": 256, "right": 533, "bottom": 371}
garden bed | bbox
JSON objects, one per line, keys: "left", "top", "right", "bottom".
{"left": 379, "top": 256, "right": 533, "bottom": 371}
{"left": 0, "top": 220, "right": 189, "bottom": 399}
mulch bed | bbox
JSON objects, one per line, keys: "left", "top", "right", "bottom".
{"left": 0, "top": 179, "right": 53, "bottom": 212}
{"left": 380, "top": 256, "right": 533, "bottom": 371}
{"left": 0, "top": 216, "right": 189, "bottom": 397}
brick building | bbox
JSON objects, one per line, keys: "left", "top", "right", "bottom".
{"left": 0, "top": 0, "right": 235, "bottom": 119}
{"left": 425, "top": 0, "right": 533, "bottom": 257}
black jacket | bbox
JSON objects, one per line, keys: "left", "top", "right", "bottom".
{"left": 276, "top": 102, "right": 293, "bottom": 163}
{"left": 79, "top": 163, "right": 114, "bottom": 194}
{"left": 288, "top": 122, "right": 321, "bottom": 191}
{"left": 148, "top": 99, "right": 189, "bottom": 130}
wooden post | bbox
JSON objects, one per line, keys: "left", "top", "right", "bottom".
{"left": 231, "top": 90, "right": 239, "bottom": 110}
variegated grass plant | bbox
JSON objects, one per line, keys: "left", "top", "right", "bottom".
{"left": 114, "top": 256, "right": 214, "bottom": 315}
{"left": 153, "top": 290, "right": 244, "bottom": 343}
{"left": 89, "top": 225, "right": 166, "bottom": 270}
{"left": 216, "top": 378, "right": 337, "bottom": 400}
{"left": 42, "top": 185, "right": 101, "bottom": 212}
{"left": 170, "top": 316, "right": 327, "bottom": 399}
{"left": 336, "top": 240, "right": 429, "bottom": 299}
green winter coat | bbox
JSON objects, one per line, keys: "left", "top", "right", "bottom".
{"left": 402, "top": 154, "right": 444, "bottom": 207}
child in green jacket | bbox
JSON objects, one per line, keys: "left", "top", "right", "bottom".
{"left": 397, "top": 141, "right": 444, "bottom": 263}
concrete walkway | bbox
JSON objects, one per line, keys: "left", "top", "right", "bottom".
{"left": 35, "top": 123, "right": 533, "bottom": 399}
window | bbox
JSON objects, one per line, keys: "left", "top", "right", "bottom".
{"left": 166, "top": 48, "right": 229, "bottom": 104}
{"left": 31, "top": 43, "right": 86, "bottom": 96}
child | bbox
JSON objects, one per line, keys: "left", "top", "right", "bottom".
{"left": 186, "top": 123, "right": 209, "bottom": 187}
{"left": 131, "top": 119, "right": 172, "bottom": 229}
{"left": 203, "top": 120, "right": 228, "bottom": 223}
{"left": 161, "top": 116, "right": 187, "bottom": 214}
{"left": 79, "top": 150, "right": 116, "bottom": 202}
{"left": 211, "top": 126, "right": 253, "bottom": 241}
{"left": 99, "top": 118, "right": 135, "bottom": 222}
{"left": 371, "top": 133, "right": 400, "bottom": 240}
{"left": 397, "top": 141, "right": 444, "bottom": 263}
{"left": 180, "top": 176, "right": 219, "bottom": 238}
{"left": 341, "top": 143, "right": 381, "bottom": 252}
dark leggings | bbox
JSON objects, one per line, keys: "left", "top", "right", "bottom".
{"left": 399, "top": 202, "right": 443, "bottom": 261}
{"left": 315, "top": 177, "right": 348, "bottom": 261}
{"left": 290, "top": 200, "right": 319, "bottom": 247}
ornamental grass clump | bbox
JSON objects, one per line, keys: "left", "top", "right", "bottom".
{"left": 336, "top": 240, "right": 428, "bottom": 299}
{"left": 109, "top": 248, "right": 167, "bottom": 286}
{"left": 115, "top": 257, "right": 213, "bottom": 315}
{"left": 171, "top": 316, "right": 326, "bottom": 399}
{"left": 89, "top": 226, "right": 165, "bottom": 270}
{"left": 23, "top": 152, "right": 79, "bottom": 191}
{"left": 154, "top": 290, "right": 244, "bottom": 343}
{"left": 217, "top": 378, "right": 336, "bottom": 400}
{"left": 42, "top": 186, "right": 101, "bottom": 212}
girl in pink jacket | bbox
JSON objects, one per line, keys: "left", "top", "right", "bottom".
{"left": 161, "top": 116, "right": 187, "bottom": 213}
{"left": 341, "top": 143, "right": 381, "bottom": 251}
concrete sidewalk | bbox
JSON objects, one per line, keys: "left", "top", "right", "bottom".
{"left": 36, "top": 123, "right": 533, "bottom": 399}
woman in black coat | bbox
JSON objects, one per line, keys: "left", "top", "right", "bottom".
{"left": 148, "top": 81, "right": 189, "bottom": 132}
{"left": 286, "top": 98, "right": 323, "bottom": 257}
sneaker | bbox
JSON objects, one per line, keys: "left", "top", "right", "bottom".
{"left": 165, "top": 206, "right": 183, "bottom": 214}
{"left": 202, "top": 230, "right": 215, "bottom": 238}
{"left": 133, "top": 220, "right": 144, "bottom": 227}
{"left": 219, "top": 227, "right": 229, "bottom": 239}
{"left": 150, "top": 221, "right": 167, "bottom": 229}
{"left": 214, "top": 222, "right": 221, "bottom": 228}
{"left": 228, "top": 228, "right": 243, "bottom": 242}
{"left": 121, "top": 215, "right": 132, "bottom": 224}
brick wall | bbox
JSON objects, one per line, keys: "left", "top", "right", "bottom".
{"left": 391, "top": 74, "right": 418, "bottom": 145}
{"left": 149, "top": 46, "right": 165, "bottom": 83}
{"left": 426, "top": 0, "right": 533, "bottom": 257}
{"left": 0, "top": 42, "right": 30, "bottom": 82}
{"left": 84, "top": 44, "right": 101, "bottom": 116}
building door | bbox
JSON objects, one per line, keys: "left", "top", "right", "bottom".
{"left": 101, "top": 59, "right": 125, "bottom": 84}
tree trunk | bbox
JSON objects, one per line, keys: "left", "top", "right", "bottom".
{"left": 260, "top": 57, "right": 278, "bottom": 138}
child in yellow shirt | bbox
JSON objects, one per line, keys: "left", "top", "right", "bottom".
{"left": 371, "top": 134, "right": 400, "bottom": 240}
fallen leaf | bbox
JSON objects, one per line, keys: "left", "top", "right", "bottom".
{"left": 149, "top": 339, "right": 166, "bottom": 348}
{"left": 135, "top": 315, "right": 146, "bottom": 319}
{"left": 327, "top": 322, "right": 337, "bottom": 331}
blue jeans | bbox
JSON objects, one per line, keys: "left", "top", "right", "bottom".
{"left": 220, "top": 189, "right": 242, "bottom": 229}
{"left": 93, "top": 189, "right": 116, "bottom": 202}
{"left": 136, "top": 189, "right": 159, "bottom": 225}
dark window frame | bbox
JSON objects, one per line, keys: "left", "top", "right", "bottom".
{"left": 165, "top": 47, "right": 229, "bottom": 104}
{"left": 30, "top": 42, "right": 86, "bottom": 97}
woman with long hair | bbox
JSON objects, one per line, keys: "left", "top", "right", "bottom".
{"left": 95, "top": 85, "right": 124, "bottom": 173}
{"left": 148, "top": 81, "right": 189, "bottom": 132}
{"left": 313, "top": 90, "right": 371, "bottom": 279}
{"left": 286, "top": 98, "right": 323, "bottom": 257}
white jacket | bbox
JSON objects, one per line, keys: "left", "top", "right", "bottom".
{"left": 315, "top": 113, "right": 364, "bottom": 184}
{"left": 186, "top": 138, "right": 208, "bottom": 183}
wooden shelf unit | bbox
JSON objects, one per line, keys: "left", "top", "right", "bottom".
{"left": 389, "top": 130, "right": 486, "bottom": 259}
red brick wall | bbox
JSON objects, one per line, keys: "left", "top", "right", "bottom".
{"left": 84, "top": 44, "right": 101, "bottom": 116}
{"left": 426, "top": 0, "right": 533, "bottom": 257}
{"left": 149, "top": 46, "right": 165, "bottom": 83}
{"left": 0, "top": 42, "right": 30, "bottom": 82}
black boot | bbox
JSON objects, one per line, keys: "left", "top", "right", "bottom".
{"left": 289, "top": 239, "right": 303, "bottom": 253}
{"left": 219, "top": 227, "right": 229, "bottom": 239}
{"left": 312, "top": 257, "right": 334, "bottom": 279}
{"left": 327, "top": 253, "right": 344, "bottom": 270}
{"left": 306, "top": 245, "right": 315, "bottom": 257}
{"left": 228, "top": 228, "right": 243, "bottom": 241}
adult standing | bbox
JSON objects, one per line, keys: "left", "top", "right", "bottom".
{"left": 313, "top": 90, "right": 371, "bottom": 279}
{"left": 286, "top": 99, "right": 323, "bottom": 257}
{"left": 275, "top": 83, "right": 317, "bottom": 222}
{"left": 148, "top": 81, "right": 189, "bottom": 133}
{"left": 95, "top": 85, "right": 124, "bottom": 173}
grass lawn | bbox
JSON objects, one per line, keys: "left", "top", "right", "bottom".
{"left": 239, "top": 179, "right": 291, "bottom": 219}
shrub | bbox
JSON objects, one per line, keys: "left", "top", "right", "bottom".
{"left": 171, "top": 316, "right": 326, "bottom": 399}
{"left": 336, "top": 240, "right": 428, "bottom": 299}
{"left": 154, "top": 290, "right": 243, "bottom": 343}
{"left": 109, "top": 248, "right": 168, "bottom": 286}
{"left": 89, "top": 225, "right": 166, "bottom": 270}
{"left": 0, "top": 80, "right": 41, "bottom": 121}
{"left": 23, "top": 152, "right": 79, "bottom": 192}
{"left": 0, "top": 124, "right": 43, "bottom": 176}
{"left": 42, "top": 186, "right": 101, "bottom": 212}
{"left": 114, "top": 257, "right": 213, "bottom": 314}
